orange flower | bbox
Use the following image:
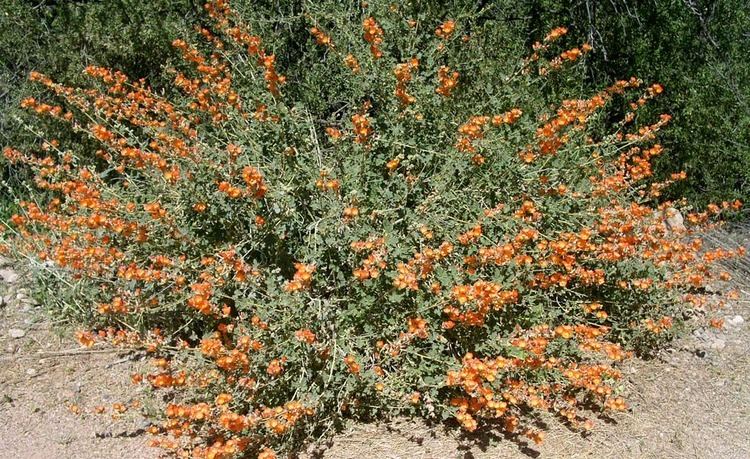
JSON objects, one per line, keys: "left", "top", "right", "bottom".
{"left": 295, "top": 329, "right": 317, "bottom": 344}
{"left": 344, "top": 54, "right": 361, "bottom": 73}
{"left": 352, "top": 113, "right": 372, "bottom": 144}
{"left": 310, "top": 27, "right": 333, "bottom": 48}
{"left": 326, "top": 127, "right": 343, "bottom": 139}
{"left": 343, "top": 354, "right": 361, "bottom": 374}
{"left": 215, "top": 393, "right": 233, "bottom": 405}
{"left": 407, "top": 317, "right": 429, "bottom": 339}
{"left": 435, "top": 20, "right": 456, "bottom": 39}
{"left": 241, "top": 166, "right": 268, "bottom": 198}
{"left": 394, "top": 59, "right": 419, "bottom": 105}
{"left": 436, "top": 66, "right": 459, "bottom": 97}
{"left": 285, "top": 263, "right": 316, "bottom": 292}
{"left": 219, "top": 411, "right": 247, "bottom": 432}
{"left": 343, "top": 206, "right": 359, "bottom": 220}
{"left": 544, "top": 26, "right": 568, "bottom": 43}
{"left": 267, "top": 358, "right": 285, "bottom": 376}
{"left": 76, "top": 331, "right": 96, "bottom": 348}
{"left": 363, "top": 17, "right": 384, "bottom": 59}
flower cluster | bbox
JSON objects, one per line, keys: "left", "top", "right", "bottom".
{"left": 436, "top": 66, "right": 459, "bottom": 97}
{"left": 435, "top": 20, "right": 456, "bottom": 39}
{"left": 310, "top": 26, "right": 333, "bottom": 48}
{"left": 394, "top": 59, "right": 420, "bottom": 106}
{"left": 363, "top": 17, "right": 384, "bottom": 59}
{"left": 284, "top": 263, "right": 316, "bottom": 292}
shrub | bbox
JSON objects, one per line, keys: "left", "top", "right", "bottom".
{"left": 1, "top": 1, "right": 743, "bottom": 457}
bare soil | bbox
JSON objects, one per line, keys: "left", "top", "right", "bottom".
{"left": 1, "top": 226, "right": 749, "bottom": 459}
{"left": 0, "top": 276, "right": 152, "bottom": 458}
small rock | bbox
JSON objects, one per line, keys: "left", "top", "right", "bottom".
{"left": 21, "top": 296, "right": 38, "bottom": 306}
{"left": 25, "top": 368, "right": 37, "bottom": 377}
{"left": 137, "top": 419, "right": 152, "bottom": 431}
{"left": 0, "top": 268, "right": 19, "bottom": 284}
{"left": 692, "top": 328, "right": 710, "bottom": 341}
{"left": 665, "top": 208, "right": 686, "bottom": 233}
{"left": 726, "top": 315, "right": 745, "bottom": 327}
{"left": 8, "top": 328, "right": 26, "bottom": 339}
{"left": 709, "top": 338, "right": 726, "bottom": 350}
{"left": 695, "top": 348, "right": 707, "bottom": 358}
{"left": 624, "top": 437, "right": 642, "bottom": 453}
{"left": 2, "top": 295, "right": 12, "bottom": 306}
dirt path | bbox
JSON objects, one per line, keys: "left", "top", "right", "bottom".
{"left": 0, "top": 258, "right": 152, "bottom": 459}
{"left": 1, "top": 226, "right": 749, "bottom": 459}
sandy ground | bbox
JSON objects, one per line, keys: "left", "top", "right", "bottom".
{"left": 0, "top": 273, "right": 152, "bottom": 458}
{"left": 1, "top": 226, "right": 749, "bottom": 459}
